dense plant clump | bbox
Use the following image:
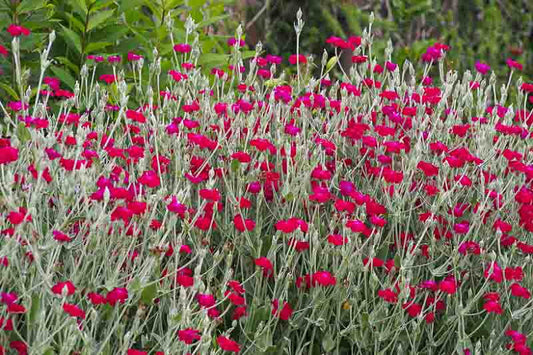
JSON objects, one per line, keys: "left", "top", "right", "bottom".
{"left": 0, "top": 9, "right": 533, "bottom": 355}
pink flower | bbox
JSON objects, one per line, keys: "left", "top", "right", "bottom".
{"left": 196, "top": 293, "right": 216, "bottom": 308}
{"left": 1, "top": 292, "right": 18, "bottom": 305}
{"left": 173, "top": 43, "right": 191, "bottom": 53}
{"left": 458, "top": 241, "right": 481, "bottom": 255}
{"left": 127, "top": 51, "right": 143, "bottom": 61}
{"left": 233, "top": 214, "right": 255, "bottom": 232}
{"left": 475, "top": 61, "right": 491, "bottom": 74}
{"left": 484, "top": 262, "right": 503, "bottom": 283}
{"left": 505, "top": 267, "right": 524, "bottom": 282}
{"left": 176, "top": 267, "right": 194, "bottom": 287}
{"left": 87, "top": 292, "right": 106, "bottom": 305}
{"left": 87, "top": 54, "right": 104, "bottom": 62}
{"left": 127, "top": 350, "right": 147, "bottom": 355}
{"left": 7, "top": 207, "right": 31, "bottom": 225}
{"left": 351, "top": 55, "right": 368, "bottom": 64}
{"left": 417, "top": 161, "right": 439, "bottom": 177}
{"left": 217, "top": 336, "right": 241, "bottom": 353}
{"left": 228, "top": 38, "right": 245, "bottom": 47}
{"left": 51, "top": 281, "right": 76, "bottom": 296}
{"left": 402, "top": 302, "right": 422, "bottom": 317}
{"left": 178, "top": 328, "right": 201, "bottom": 344}
{"left": 510, "top": 283, "right": 531, "bottom": 299}
{"left": 0, "top": 44, "right": 8, "bottom": 57}
{"left": 266, "top": 54, "right": 282, "bottom": 65}
{"left": 7, "top": 303, "right": 26, "bottom": 314}
{"left": 232, "top": 306, "right": 247, "bottom": 320}
{"left": 53, "top": 230, "right": 72, "bottom": 242}
{"left": 106, "top": 287, "right": 128, "bottom": 306}
{"left": 0, "top": 146, "right": 19, "bottom": 165}
{"left": 378, "top": 288, "right": 398, "bottom": 303}
{"left": 453, "top": 221, "right": 470, "bottom": 234}
{"left": 63, "top": 303, "right": 85, "bottom": 319}
{"left": 126, "top": 109, "right": 146, "bottom": 123}
{"left": 7, "top": 24, "right": 30, "bottom": 37}
{"left": 107, "top": 55, "right": 121, "bottom": 63}
{"left": 99, "top": 74, "right": 116, "bottom": 84}
{"left": 289, "top": 54, "right": 306, "bottom": 65}
{"left": 255, "top": 257, "right": 274, "bottom": 277}
{"left": 505, "top": 329, "right": 527, "bottom": 345}
{"left": 385, "top": 61, "right": 398, "bottom": 71}
{"left": 311, "top": 271, "right": 336, "bottom": 287}
{"left": 483, "top": 300, "right": 503, "bottom": 314}
{"left": 9, "top": 341, "right": 27, "bottom": 355}
{"left": 272, "top": 299, "right": 293, "bottom": 320}
{"left": 506, "top": 58, "right": 523, "bottom": 71}
{"left": 138, "top": 170, "right": 161, "bottom": 188}
{"left": 327, "top": 234, "right": 348, "bottom": 246}
{"left": 438, "top": 278, "right": 457, "bottom": 295}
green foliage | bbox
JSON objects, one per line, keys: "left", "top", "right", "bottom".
{"left": 0, "top": 0, "right": 235, "bottom": 98}
{"left": 243, "top": 0, "right": 532, "bottom": 81}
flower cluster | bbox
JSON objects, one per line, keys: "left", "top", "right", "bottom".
{"left": 0, "top": 13, "right": 531, "bottom": 355}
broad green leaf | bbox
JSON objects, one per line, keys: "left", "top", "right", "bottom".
{"left": 87, "top": 9, "right": 116, "bottom": 32}
{"left": 91, "top": 24, "right": 129, "bottom": 42}
{"left": 202, "top": 39, "right": 218, "bottom": 54}
{"left": 242, "top": 50, "right": 256, "bottom": 60}
{"left": 255, "top": 329, "right": 273, "bottom": 349}
{"left": 141, "top": 0, "right": 162, "bottom": 20}
{"left": 125, "top": 25, "right": 151, "bottom": 52}
{"left": 17, "top": 0, "right": 46, "bottom": 13}
{"left": 376, "top": 245, "right": 388, "bottom": 260}
{"left": 92, "top": 0, "right": 115, "bottom": 11}
{"left": 16, "top": 123, "right": 31, "bottom": 144}
{"left": 141, "top": 283, "right": 158, "bottom": 304}
{"left": 322, "top": 332, "right": 335, "bottom": 352}
{"left": 55, "top": 56, "right": 80, "bottom": 74}
{"left": 70, "top": 0, "right": 88, "bottom": 16}
{"left": 50, "top": 66, "right": 76, "bottom": 90}
{"left": 120, "top": 0, "right": 143, "bottom": 12}
{"left": 60, "top": 25, "right": 82, "bottom": 54}
{"left": 165, "top": 0, "right": 184, "bottom": 9}
{"left": 0, "top": 83, "right": 20, "bottom": 100}
{"left": 64, "top": 13, "right": 86, "bottom": 32}
{"left": 394, "top": 254, "right": 402, "bottom": 268}
{"left": 198, "top": 53, "right": 229, "bottom": 67}
{"left": 130, "top": 277, "right": 141, "bottom": 292}
{"left": 189, "top": 0, "right": 206, "bottom": 9}
{"left": 231, "top": 159, "right": 241, "bottom": 172}
{"left": 85, "top": 41, "right": 113, "bottom": 53}
{"left": 28, "top": 293, "right": 41, "bottom": 325}
{"left": 198, "top": 14, "right": 230, "bottom": 27}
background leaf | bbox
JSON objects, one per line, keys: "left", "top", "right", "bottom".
{"left": 87, "top": 9, "right": 115, "bottom": 32}
{"left": 50, "top": 65, "right": 76, "bottom": 90}
{"left": 60, "top": 25, "right": 82, "bottom": 54}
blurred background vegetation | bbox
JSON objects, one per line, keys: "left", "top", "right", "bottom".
{"left": 234, "top": 0, "right": 532, "bottom": 80}
{"left": 0, "top": 0, "right": 531, "bottom": 99}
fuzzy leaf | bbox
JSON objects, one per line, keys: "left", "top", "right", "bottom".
{"left": 16, "top": 123, "right": 31, "bottom": 144}
{"left": 28, "top": 294, "right": 41, "bottom": 325}
{"left": 141, "top": 283, "right": 157, "bottom": 304}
